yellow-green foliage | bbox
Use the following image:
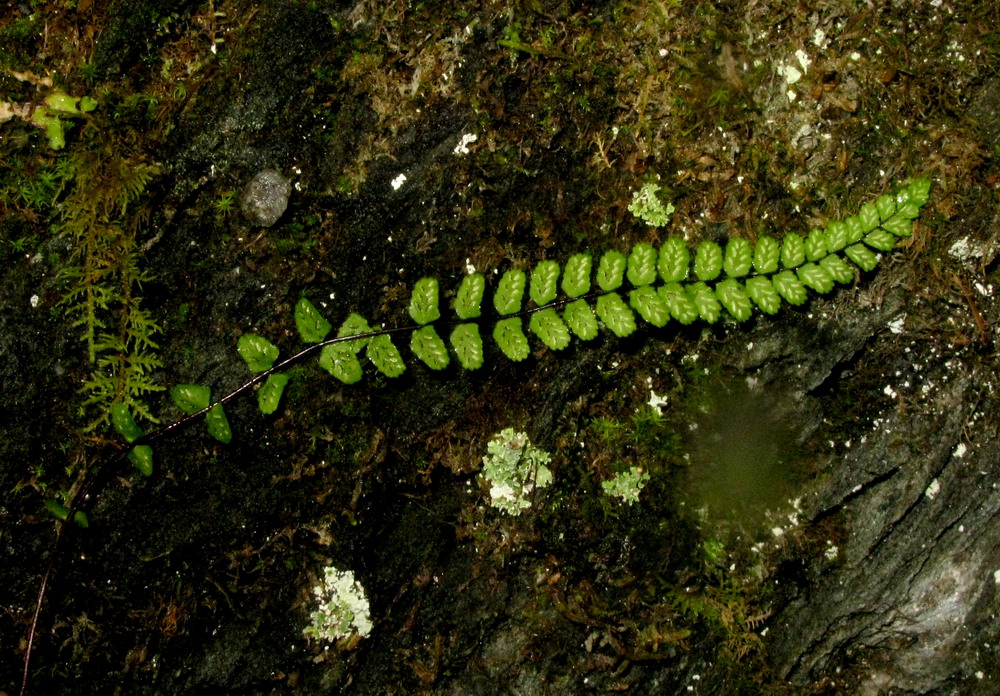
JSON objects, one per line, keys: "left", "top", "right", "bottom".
{"left": 56, "top": 128, "right": 163, "bottom": 428}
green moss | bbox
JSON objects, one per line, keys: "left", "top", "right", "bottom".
{"left": 273, "top": 214, "right": 322, "bottom": 257}
{"left": 0, "top": 15, "right": 43, "bottom": 70}
{"left": 53, "top": 116, "right": 164, "bottom": 428}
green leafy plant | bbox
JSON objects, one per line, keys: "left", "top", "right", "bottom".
{"left": 105, "top": 178, "right": 930, "bottom": 473}
{"left": 21, "top": 178, "right": 933, "bottom": 694}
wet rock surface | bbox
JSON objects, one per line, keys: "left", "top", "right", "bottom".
{"left": 2, "top": 2, "right": 999, "bottom": 695}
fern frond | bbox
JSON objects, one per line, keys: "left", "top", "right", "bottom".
{"left": 223, "top": 180, "right": 932, "bottom": 412}
{"left": 116, "top": 180, "right": 932, "bottom": 458}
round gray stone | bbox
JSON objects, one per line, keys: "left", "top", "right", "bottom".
{"left": 240, "top": 169, "right": 291, "bottom": 227}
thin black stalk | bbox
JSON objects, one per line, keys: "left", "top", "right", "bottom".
{"left": 17, "top": 292, "right": 599, "bottom": 695}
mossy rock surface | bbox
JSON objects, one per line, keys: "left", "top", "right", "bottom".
{"left": 2, "top": 2, "right": 999, "bottom": 695}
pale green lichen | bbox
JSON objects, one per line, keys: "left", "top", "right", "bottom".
{"left": 628, "top": 182, "right": 675, "bottom": 227}
{"left": 601, "top": 466, "right": 649, "bottom": 505}
{"left": 303, "top": 566, "right": 373, "bottom": 643}
{"left": 479, "top": 428, "right": 553, "bottom": 515}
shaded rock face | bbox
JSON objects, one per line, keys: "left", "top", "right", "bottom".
{"left": 748, "top": 298, "right": 1000, "bottom": 695}
{"left": 240, "top": 169, "right": 291, "bottom": 227}
{"left": 4, "top": 2, "right": 1000, "bottom": 695}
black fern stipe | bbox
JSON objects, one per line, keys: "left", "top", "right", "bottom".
{"left": 109, "top": 179, "right": 931, "bottom": 475}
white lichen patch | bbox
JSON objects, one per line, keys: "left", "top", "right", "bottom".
{"left": 646, "top": 377, "right": 669, "bottom": 413}
{"left": 303, "top": 566, "right": 373, "bottom": 644}
{"left": 648, "top": 390, "right": 668, "bottom": 413}
{"left": 776, "top": 62, "right": 802, "bottom": 85}
{"left": 627, "top": 182, "right": 675, "bottom": 227}
{"left": 948, "top": 236, "right": 984, "bottom": 264}
{"left": 794, "top": 49, "right": 812, "bottom": 72}
{"left": 925, "top": 478, "right": 941, "bottom": 499}
{"left": 453, "top": 132, "right": 477, "bottom": 155}
{"left": 601, "top": 467, "right": 649, "bottom": 505}
{"left": 888, "top": 314, "right": 906, "bottom": 334}
{"left": 479, "top": 428, "right": 553, "bottom": 515}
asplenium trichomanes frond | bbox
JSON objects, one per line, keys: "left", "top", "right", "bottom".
{"left": 21, "top": 177, "right": 932, "bottom": 696}
{"left": 108, "top": 178, "right": 931, "bottom": 475}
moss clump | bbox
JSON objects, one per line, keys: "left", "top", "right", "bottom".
{"left": 55, "top": 117, "right": 163, "bottom": 428}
